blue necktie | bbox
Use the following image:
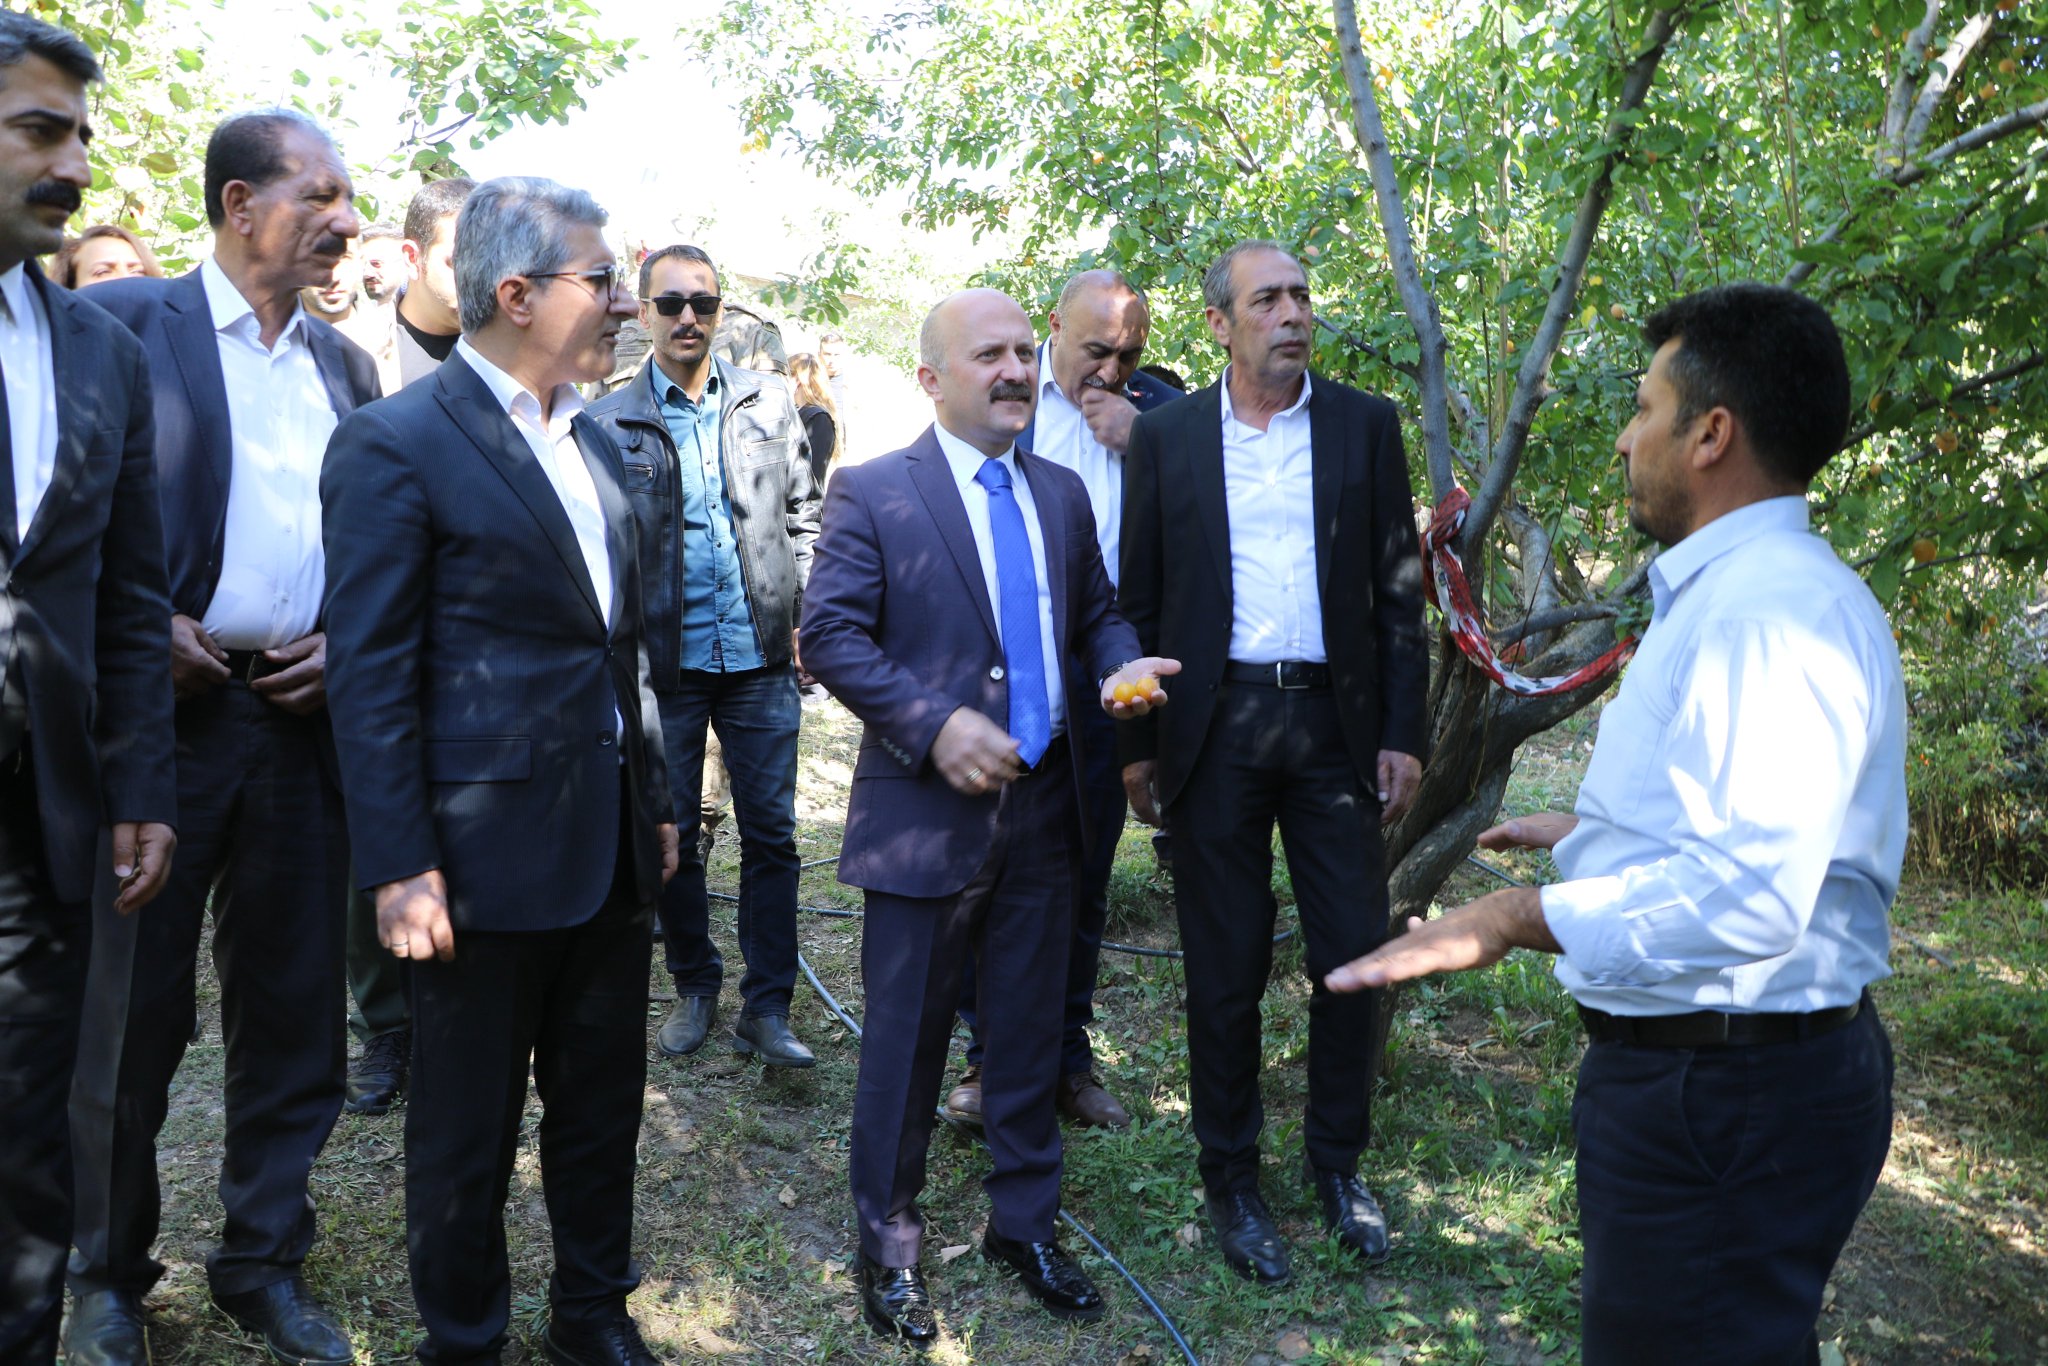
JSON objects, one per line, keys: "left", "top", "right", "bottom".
{"left": 974, "top": 458, "right": 1051, "bottom": 766}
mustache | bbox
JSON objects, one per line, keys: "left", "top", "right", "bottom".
{"left": 988, "top": 381, "right": 1032, "bottom": 402}
{"left": 25, "top": 181, "right": 82, "bottom": 215}
{"left": 312, "top": 234, "right": 350, "bottom": 258}
{"left": 668, "top": 327, "right": 705, "bottom": 342}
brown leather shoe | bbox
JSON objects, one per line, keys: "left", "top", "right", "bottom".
{"left": 1055, "top": 1071, "right": 1131, "bottom": 1130}
{"left": 942, "top": 1067, "right": 983, "bottom": 1126}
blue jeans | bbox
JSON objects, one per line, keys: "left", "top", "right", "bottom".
{"left": 655, "top": 665, "right": 801, "bottom": 1016}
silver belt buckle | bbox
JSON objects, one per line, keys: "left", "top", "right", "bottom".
{"left": 1274, "top": 661, "right": 1305, "bottom": 690}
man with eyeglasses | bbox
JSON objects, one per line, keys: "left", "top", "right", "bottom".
{"left": 322, "top": 177, "right": 681, "bottom": 1366}
{"left": 589, "top": 244, "right": 821, "bottom": 1069}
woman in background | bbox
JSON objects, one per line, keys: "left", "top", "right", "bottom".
{"left": 788, "top": 351, "right": 839, "bottom": 487}
{"left": 51, "top": 224, "right": 163, "bottom": 288}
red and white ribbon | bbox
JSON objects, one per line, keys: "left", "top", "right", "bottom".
{"left": 1422, "top": 488, "right": 1636, "bottom": 697}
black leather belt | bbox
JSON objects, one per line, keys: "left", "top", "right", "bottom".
{"left": 1224, "top": 660, "right": 1331, "bottom": 690}
{"left": 1578, "top": 994, "right": 1863, "bottom": 1048}
{"left": 219, "top": 649, "right": 281, "bottom": 684}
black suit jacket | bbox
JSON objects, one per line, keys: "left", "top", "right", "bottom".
{"left": 86, "top": 268, "right": 381, "bottom": 619}
{"left": 0, "top": 264, "right": 177, "bottom": 902}
{"left": 1118, "top": 374, "right": 1430, "bottom": 810}
{"left": 320, "top": 352, "right": 673, "bottom": 931}
{"left": 800, "top": 426, "right": 1139, "bottom": 899}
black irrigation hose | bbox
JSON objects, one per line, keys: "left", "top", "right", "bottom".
{"left": 1464, "top": 853, "right": 1532, "bottom": 888}
{"left": 793, "top": 947, "right": 1204, "bottom": 1366}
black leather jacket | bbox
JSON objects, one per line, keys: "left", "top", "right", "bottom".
{"left": 587, "top": 358, "right": 820, "bottom": 688}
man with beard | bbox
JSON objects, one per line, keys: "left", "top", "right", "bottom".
{"left": 299, "top": 236, "right": 397, "bottom": 391}
{"left": 66, "top": 109, "right": 380, "bottom": 1366}
{"left": 391, "top": 177, "right": 474, "bottom": 387}
{"left": 1327, "top": 284, "right": 1902, "bottom": 1366}
{"left": 355, "top": 223, "right": 404, "bottom": 308}
{"left": 588, "top": 244, "right": 820, "bottom": 1067}
{"left": 323, "top": 176, "right": 680, "bottom": 1366}
{"left": 1118, "top": 239, "right": 1430, "bottom": 1287}
{"left": 0, "top": 16, "right": 177, "bottom": 1363}
{"left": 801, "top": 288, "right": 1177, "bottom": 1342}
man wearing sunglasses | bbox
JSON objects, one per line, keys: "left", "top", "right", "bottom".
{"left": 588, "top": 244, "right": 822, "bottom": 1069}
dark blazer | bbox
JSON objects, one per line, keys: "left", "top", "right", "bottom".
{"left": 799, "top": 425, "right": 1140, "bottom": 900}
{"left": 320, "top": 352, "right": 673, "bottom": 931}
{"left": 0, "top": 265, "right": 177, "bottom": 902}
{"left": 1119, "top": 374, "right": 1430, "bottom": 810}
{"left": 86, "top": 268, "right": 381, "bottom": 620}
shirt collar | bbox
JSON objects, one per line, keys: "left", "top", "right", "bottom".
{"left": 1648, "top": 495, "right": 1811, "bottom": 615}
{"left": 933, "top": 420, "right": 1016, "bottom": 489}
{"left": 0, "top": 263, "right": 30, "bottom": 325}
{"left": 200, "top": 255, "right": 309, "bottom": 345}
{"left": 1219, "top": 363, "right": 1312, "bottom": 428}
{"left": 457, "top": 336, "right": 586, "bottom": 433}
{"left": 1036, "top": 342, "right": 1072, "bottom": 408}
{"left": 648, "top": 358, "right": 720, "bottom": 410}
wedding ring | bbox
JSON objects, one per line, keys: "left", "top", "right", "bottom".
{"left": 966, "top": 767, "right": 983, "bottom": 782}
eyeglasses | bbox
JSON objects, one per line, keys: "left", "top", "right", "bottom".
{"left": 643, "top": 292, "right": 723, "bottom": 318}
{"left": 528, "top": 264, "right": 625, "bottom": 298}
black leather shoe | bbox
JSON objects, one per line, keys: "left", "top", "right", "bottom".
{"left": 858, "top": 1257, "right": 938, "bottom": 1345}
{"left": 343, "top": 1027, "right": 409, "bottom": 1114}
{"left": 1311, "top": 1167, "right": 1391, "bottom": 1264}
{"left": 211, "top": 1278, "right": 350, "bottom": 1366}
{"left": 656, "top": 996, "right": 716, "bottom": 1057}
{"left": 982, "top": 1229, "right": 1105, "bottom": 1321}
{"left": 542, "top": 1308, "right": 658, "bottom": 1366}
{"left": 1205, "top": 1187, "right": 1292, "bottom": 1286}
{"left": 63, "top": 1288, "right": 151, "bottom": 1366}
{"left": 731, "top": 1013, "right": 816, "bottom": 1069}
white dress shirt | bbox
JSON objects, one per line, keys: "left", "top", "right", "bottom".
{"left": 0, "top": 264, "right": 59, "bottom": 545}
{"left": 458, "top": 339, "right": 623, "bottom": 745}
{"left": 1542, "top": 497, "right": 1907, "bottom": 1015}
{"left": 933, "top": 422, "right": 1066, "bottom": 732}
{"left": 1219, "top": 366, "right": 1324, "bottom": 663}
{"left": 1030, "top": 345, "right": 1122, "bottom": 587}
{"left": 199, "top": 257, "right": 338, "bottom": 649}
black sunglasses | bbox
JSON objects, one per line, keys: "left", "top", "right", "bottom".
{"left": 643, "top": 292, "right": 722, "bottom": 318}
{"left": 528, "top": 264, "right": 624, "bottom": 298}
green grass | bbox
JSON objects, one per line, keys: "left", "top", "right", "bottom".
{"left": 115, "top": 703, "right": 2048, "bottom": 1364}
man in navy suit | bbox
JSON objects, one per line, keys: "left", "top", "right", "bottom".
{"left": 322, "top": 177, "right": 680, "bottom": 1366}
{"left": 0, "top": 17, "right": 178, "bottom": 1364}
{"left": 800, "top": 288, "right": 1177, "bottom": 1344}
{"left": 949, "top": 269, "right": 1176, "bottom": 1133}
{"left": 66, "top": 110, "right": 380, "bottom": 1366}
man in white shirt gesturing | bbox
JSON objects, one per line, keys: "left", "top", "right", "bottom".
{"left": 1327, "top": 282, "right": 1904, "bottom": 1366}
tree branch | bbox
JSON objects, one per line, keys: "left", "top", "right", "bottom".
{"left": 1466, "top": 7, "right": 1690, "bottom": 552}
{"left": 1882, "top": 0, "right": 1945, "bottom": 159}
{"left": 1787, "top": 96, "right": 2048, "bottom": 286}
{"left": 1496, "top": 602, "right": 1619, "bottom": 649}
{"left": 1332, "top": 0, "right": 1457, "bottom": 505}
{"left": 1841, "top": 350, "right": 2044, "bottom": 447}
{"left": 1895, "top": 96, "right": 2048, "bottom": 187}
{"left": 1899, "top": 11, "right": 1997, "bottom": 164}
{"left": 1211, "top": 104, "right": 1262, "bottom": 177}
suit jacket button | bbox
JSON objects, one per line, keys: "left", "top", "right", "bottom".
{"left": 599, "top": 733, "right": 616, "bottom": 746}
{"left": 990, "top": 665, "right": 1005, "bottom": 681}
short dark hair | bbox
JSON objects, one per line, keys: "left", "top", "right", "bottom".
{"left": 639, "top": 243, "right": 716, "bottom": 299}
{"left": 403, "top": 176, "right": 475, "bottom": 248}
{"left": 0, "top": 12, "right": 102, "bottom": 86}
{"left": 203, "top": 109, "right": 333, "bottom": 229}
{"left": 1641, "top": 283, "right": 1851, "bottom": 486}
